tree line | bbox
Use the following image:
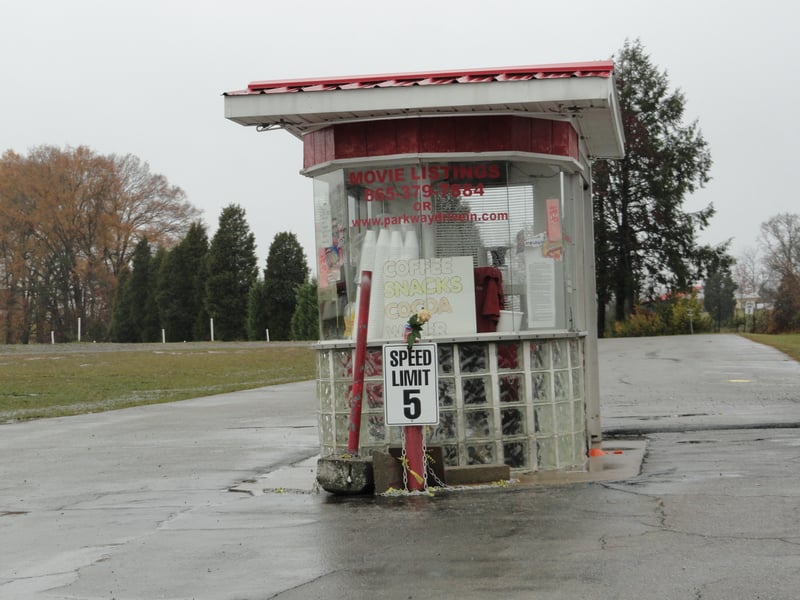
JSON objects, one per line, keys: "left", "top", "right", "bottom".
{"left": 0, "top": 146, "right": 316, "bottom": 343}
{"left": 111, "top": 207, "right": 316, "bottom": 343}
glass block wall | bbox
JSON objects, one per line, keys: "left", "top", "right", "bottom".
{"left": 316, "top": 335, "right": 587, "bottom": 472}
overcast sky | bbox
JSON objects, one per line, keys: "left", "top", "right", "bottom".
{"left": 2, "top": 0, "right": 796, "bottom": 273}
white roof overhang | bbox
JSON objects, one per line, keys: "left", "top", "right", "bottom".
{"left": 224, "top": 69, "right": 625, "bottom": 160}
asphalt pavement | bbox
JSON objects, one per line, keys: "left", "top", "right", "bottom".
{"left": 1, "top": 333, "right": 799, "bottom": 600}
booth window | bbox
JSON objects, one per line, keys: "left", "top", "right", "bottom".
{"left": 313, "top": 160, "right": 580, "bottom": 342}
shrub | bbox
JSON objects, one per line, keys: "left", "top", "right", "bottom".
{"left": 612, "top": 306, "right": 665, "bottom": 337}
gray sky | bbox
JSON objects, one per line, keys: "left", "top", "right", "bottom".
{"left": 2, "top": 0, "right": 795, "bottom": 272}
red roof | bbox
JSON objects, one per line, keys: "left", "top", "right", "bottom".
{"left": 227, "top": 61, "right": 614, "bottom": 96}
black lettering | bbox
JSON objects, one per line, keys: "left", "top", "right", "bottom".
{"left": 403, "top": 389, "right": 421, "bottom": 420}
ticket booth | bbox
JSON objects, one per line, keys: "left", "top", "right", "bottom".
{"left": 224, "top": 62, "right": 624, "bottom": 473}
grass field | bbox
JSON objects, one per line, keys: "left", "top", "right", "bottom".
{"left": 741, "top": 333, "right": 800, "bottom": 363}
{"left": 3, "top": 334, "right": 796, "bottom": 424}
{"left": 0, "top": 342, "right": 316, "bottom": 422}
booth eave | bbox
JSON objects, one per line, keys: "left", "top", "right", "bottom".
{"left": 224, "top": 68, "right": 625, "bottom": 160}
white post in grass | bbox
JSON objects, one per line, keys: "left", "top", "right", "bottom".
{"left": 210, "top": 318, "right": 215, "bottom": 342}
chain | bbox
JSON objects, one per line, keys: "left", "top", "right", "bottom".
{"left": 397, "top": 426, "right": 452, "bottom": 492}
{"left": 423, "top": 426, "right": 449, "bottom": 489}
{"left": 424, "top": 450, "right": 448, "bottom": 489}
{"left": 399, "top": 427, "right": 429, "bottom": 492}
{"left": 422, "top": 426, "right": 429, "bottom": 489}
{"left": 400, "top": 430, "right": 409, "bottom": 490}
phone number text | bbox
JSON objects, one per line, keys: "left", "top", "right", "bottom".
{"left": 364, "top": 183, "right": 485, "bottom": 202}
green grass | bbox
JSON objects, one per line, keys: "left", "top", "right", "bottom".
{"left": 10, "top": 334, "right": 792, "bottom": 424}
{"left": 0, "top": 342, "right": 316, "bottom": 422}
{"left": 741, "top": 333, "right": 800, "bottom": 362}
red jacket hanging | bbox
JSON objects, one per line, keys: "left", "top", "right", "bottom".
{"left": 473, "top": 266, "right": 504, "bottom": 333}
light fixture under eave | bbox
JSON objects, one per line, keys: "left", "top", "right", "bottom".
{"left": 256, "top": 122, "right": 284, "bottom": 132}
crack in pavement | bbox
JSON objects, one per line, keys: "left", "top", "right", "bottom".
{"left": 0, "top": 544, "right": 123, "bottom": 596}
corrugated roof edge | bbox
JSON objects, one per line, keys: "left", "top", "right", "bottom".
{"left": 223, "top": 60, "right": 614, "bottom": 96}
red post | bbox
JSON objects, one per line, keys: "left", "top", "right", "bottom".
{"left": 402, "top": 324, "right": 426, "bottom": 492}
{"left": 404, "top": 425, "right": 425, "bottom": 492}
{"left": 347, "top": 271, "right": 372, "bottom": 454}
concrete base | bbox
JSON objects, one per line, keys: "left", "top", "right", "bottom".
{"left": 444, "top": 463, "right": 511, "bottom": 486}
{"left": 316, "top": 456, "right": 374, "bottom": 494}
{"left": 516, "top": 440, "right": 647, "bottom": 486}
{"left": 371, "top": 447, "right": 447, "bottom": 493}
{"left": 372, "top": 450, "right": 404, "bottom": 494}
{"left": 228, "top": 440, "right": 648, "bottom": 495}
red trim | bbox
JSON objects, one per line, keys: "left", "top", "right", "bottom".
{"left": 303, "top": 116, "right": 579, "bottom": 170}
{"left": 239, "top": 61, "right": 614, "bottom": 95}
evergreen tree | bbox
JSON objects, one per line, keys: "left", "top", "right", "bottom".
{"left": 247, "top": 279, "right": 268, "bottom": 340}
{"left": 110, "top": 268, "right": 136, "bottom": 342}
{"left": 185, "top": 223, "right": 211, "bottom": 341}
{"left": 128, "top": 239, "right": 159, "bottom": 342}
{"left": 263, "top": 232, "right": 309, "bottom": 341}
{"left": 110, "top": 239, "right": 159, "bottom": 342}
{"left": 290, "top": 279, "right": 320, "bottom": 340}
{"left": 146, "top": 247, "right": 166, "bottom": 342}
{"left": 157, "top": 244, "right": 189, "bottom": 341}
{"left": 157, "top": 222, "right": 209, "bottom": 341}
{"left": 703, "top": 269, "right": 738, "bottom": 331}
{"left": 593, "top": 39, "right": 731, "bottom": 336}
{"left": 769, "top": 273, "right": 800, "bottom": 333}
{"left": 205, "top": 205, "right": 258, "bottom": 341}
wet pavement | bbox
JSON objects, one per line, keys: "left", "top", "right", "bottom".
{"left": 1, "top": 334, "right": 799, "bottom": 599}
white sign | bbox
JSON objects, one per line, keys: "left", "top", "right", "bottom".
{"left": 526, "top": 250, "right": 556, "bottom": 328}
{"left": 383, "top": 343, "right": 439, "bottom": 426}
{"left": 380, "top": 257, "right": 476, "bottom": 339}
{"left": 745, "top": 301, "right": 755, "bottom": 315}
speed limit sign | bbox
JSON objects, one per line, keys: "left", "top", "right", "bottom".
{"left": 382, "top": 343, "right": 439, "bottom": 426}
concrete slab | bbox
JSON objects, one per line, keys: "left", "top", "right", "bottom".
{"left": 229, "top": 455, "right": 319, "bottom": 495}
{"left": 238, "top": 441, "right": 647, "bottom": 494}
{"left": 517, "top": 439, "right": 647, "bottom": 486}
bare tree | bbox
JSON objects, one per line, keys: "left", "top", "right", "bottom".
{"left": 757, "top": 213, "right": 800, "bottom": 303}
{"left": 759, "top": 213, "right": 800, "bottom": 279}
{"left": 104, "top": 153, "right": 201, "bottom": 277}
{"left": 0, "top": 145, "right": 201, "bottom": 342}
{"left": 733, "top": 246, "right": 767, "bottom": 299}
